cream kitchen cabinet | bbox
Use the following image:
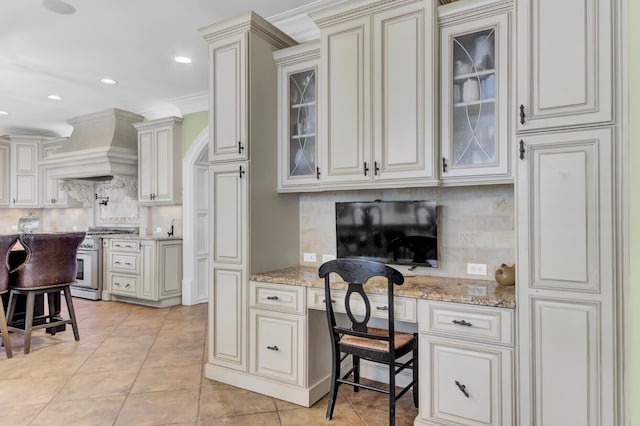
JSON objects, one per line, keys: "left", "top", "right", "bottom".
{"left": 0, "top": 140, "right": 9, "bottom": 206}
{"left": 201, "top": 11, "right": 300, "bottom": 394}
{"left": 134, "top": 117, "right": 182, "bottom": 205}
{"left": 311, "top": 0, "right": 437, "bottom": 190}
{"left": 416, "top": 300, "right": 514, "bottom": 425}
{"left": 274, "top": 41, "right": 321, "bottom": 191}
{"left": 4, "top": 136, "right": 41, "bottom": 208}
{"left": 516, "top": 0, "right": 613, "bottom": 131}
{"left": 104, "top": 237, "right": 183, "bottom": 307}
{"left": 516, "top": 128, "right": 616, "bottom": 425}
{"left": 439, "top": 0, "right": 513, "bottom": 184}
{"left": 40, "top": 138, "right": 68, "bottom": 208}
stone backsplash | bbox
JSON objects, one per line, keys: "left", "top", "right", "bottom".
{"left": 299, "top": 184, "right": 515, "bottom": 280}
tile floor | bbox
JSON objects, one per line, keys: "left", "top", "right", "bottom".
{"left": 0, "top": 298, "right": 418, "bottom": 425}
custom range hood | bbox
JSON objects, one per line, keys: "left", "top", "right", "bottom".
{"left": 43, "top": 108, "right": 145, "bottom": 180}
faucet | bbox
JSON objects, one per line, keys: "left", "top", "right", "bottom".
{"left": 167, "top": 219, "right": 175, "bottom": 237}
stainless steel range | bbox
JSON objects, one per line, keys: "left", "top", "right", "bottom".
{"left": 71, "top": 227, "right": 137, "bottom": 300}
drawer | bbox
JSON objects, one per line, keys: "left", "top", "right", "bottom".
{"left": 249, "top": 309, "right": 303, "bottom": 385}
{"left": 110, "top": 274, "right": 137, "bottom": 297}
{"left": 419, "top": 300, "right": 514, "bottom": 346}
{"left": 249, "top": 281, "right": 305, "bottom": 314}
{"left": 110, "top": 239, "right": 139, "bottom": 252}
{"left": 110, "top": 253, "right": 139, "bottom": 273}
{"left": 307, "top": 287, "right": 417, "bottom": 323}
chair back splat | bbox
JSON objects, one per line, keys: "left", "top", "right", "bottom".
{"left": 318, "top": 258, "right": 418, "bottom": 426}
{"left": 0, "top": 234, "right": 19, "bottom": 358}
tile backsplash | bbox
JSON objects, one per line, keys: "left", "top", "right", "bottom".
{"left": 299, "top": 185, "right": 515, "bottom": 279}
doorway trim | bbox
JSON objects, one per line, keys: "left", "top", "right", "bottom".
{"left": 182, "top": 127, "right": 209, "bottom": 305}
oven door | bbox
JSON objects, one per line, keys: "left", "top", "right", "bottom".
{"left": 75, "top": 250, "right": 99, "bottom": 290}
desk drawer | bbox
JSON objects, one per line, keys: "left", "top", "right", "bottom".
{"left": 307, "top": 288, "right": 416, "bottom": 323}
{"left": 419, "top": 300, "right": 514, "bottom": 346}
{"left": 110, "top": 239, "right": 139, "bottom": 252}
{"left": 110, "top": 253, "right": 139, "bottom": 273}
{"left": 111, "top": 274, "right": 137, "bottom": 297}
{"left": 249, "top": 281, "right": 305, "bottom": 314}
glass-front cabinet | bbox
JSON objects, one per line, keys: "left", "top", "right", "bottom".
{"left": 440, "top": 4, "right": 512, "bottom": 184}
{"left": 274, "top": 41, "right": 320, "bottom": 191}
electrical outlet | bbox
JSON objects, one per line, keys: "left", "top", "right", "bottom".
{"left": 467, "top": 285, "right": 487, "bottom": 297}
{"left": 467, "top": 263, "right": 488, "bottom": 275}
{"left": 322, "top": 254, "right": 336, "bottom": 263}
{"left": 72, "top": 225, "right": 78, "bottom": 231}
{"left": 155, "top": 227, "right": 162, "bottom": 234}
{"left": 303, "top": 252, "right": 317, "bottom": 263}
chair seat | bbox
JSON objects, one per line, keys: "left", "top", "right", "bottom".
{"left": 341, "top": 327, "right": 415, "bottom": 351}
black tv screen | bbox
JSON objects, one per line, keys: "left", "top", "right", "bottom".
{"left": 335, "top": 200, "right": 438, "bottom": 267}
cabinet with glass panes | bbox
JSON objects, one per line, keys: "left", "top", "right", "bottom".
{"left": 439, "top": 1, "right": 512, "bottom": 184}
{"left": 274, "top": 41, "right": 320, "bottom": 191}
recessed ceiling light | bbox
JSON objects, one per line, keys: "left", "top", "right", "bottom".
{"left": 42, "top": 0, "right": 76, "bottom": 15}
{"left": 0, "top": 111, "right": 8, "bottom": 116}
{"left": 48, "top": 94, "right": 62, "bottom": 101}
{"left": 100, "top": 78, "right": 117, "bottom": 85}
{"left": 174, "top": 56, "right": 192, "bottom": 64}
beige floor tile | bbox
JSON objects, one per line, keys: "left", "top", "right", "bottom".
{"left": 0, "top": 402, "right": 46, "bottom": 425}
{"left": 29, "top": 396, "right": 125, "bottom": 426}
{"left": 53, "top": 370, "right": 137, "bottom": 401}
{"left": 199, "top": 385, "right": 277, "bottom": 420}
{"left": 76, "top": 348, "right": 148, "bottom": 375}
{"left": 144, "top": 344, "right": 204, "bottom": 369}
{"left": 0, "top": 376, "right": 69, "bottom": 406}
{"left": 115, "top": 389, "right": 199, "bottom": 425}
{"left": 94, "top": 333, "right": 156, "bottom": 353}
{"left": 130, "top": 362, "right": 203, "bottom": 393}
{"left": 278, "top": 394, "right": 364, "bottom": 426}
{"left": 198, "top": 412, "right": 282, "bottom": 425}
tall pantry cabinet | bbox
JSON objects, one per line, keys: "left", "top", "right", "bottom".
{"left": 515, "top": 0, "right": 619, "bottom": 424}
{"left": 199, "top": 12, "right": 300, "bottom": 381}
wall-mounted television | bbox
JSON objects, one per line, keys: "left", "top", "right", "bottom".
{"left": 335, "top": 200, "right": 438, "bottom": 267}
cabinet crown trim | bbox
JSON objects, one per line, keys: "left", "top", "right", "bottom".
{"left": 273, "top": 41, "right": 320, "bottom": 65}
{"left": 132, "top": 116, "right": 183, "bottom": 130}
{"left": 200, "top": 11, "right": 296, "bottom": 49}
{"left": 311, "top": 0, "right": 426, "bottom": 28}
{"left": 438, "top": 0, "right": 513, "bottom": 24}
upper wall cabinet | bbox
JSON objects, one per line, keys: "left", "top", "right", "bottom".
{"left": 8, "top": 137, "right": 41, "bottom": 208}
{"left": 439, "top": 1, "right": 513, "bottom": 184}
{"left": 311, "top": 0, "right": 437, "bottom": 190}
{"left": 516, "top": 0, "right": 613, "bottom": 131}
{"left": 274, "top": 42, "right": 321, "bottom": 191}
{"left": 40, "top": 138, "right": 69, "bottom": 208}
{"left": 0, "top": 140, "right": 9, "bottom": 206}
{"left": 134, "top": 117, "right": 183, "bottom": 205}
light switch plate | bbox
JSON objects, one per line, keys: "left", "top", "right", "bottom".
{"left": 303, "top": 252, "right": 317, "bottom": 262}
{"left": 467, "top": 263, "right": 488, "bottom": 275}
{"left": 155, "top": 227, "right": 162, "bottom": 233}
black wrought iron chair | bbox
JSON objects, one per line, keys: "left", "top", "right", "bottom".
{"left": 318, "top": 258, "right": 418, "bottom": 426}
{"left": 0, "top": 234, "right": 18, "bottom": 358}
{"left": 7, "top": 232, "right": 85, "bottom": 354}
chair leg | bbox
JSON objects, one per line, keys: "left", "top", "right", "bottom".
{"left": 47, "top": 292, "right": 57, "bottom": 336}
{"left": 389, "top": 359, "right": 396, "bottom": 426}
{"left": 353, "top": 355, "right": 360, "bottom": 393}
{"left": 0, "top": 299, "right": 12, "bottom": 358}
{"left": 24, "top": 291, "right": 35, "bottom": 354}
{"left": 62, "top": 286, "right": 80, "bottom": 341}
{"left": 6, "top": 291, "right": 17, "bottom": 326}
{"left": 413, "top": 343, "right": 419, "bottom": 408}
{"left": 326, "top": 349, "right": 341, "bottom": 421}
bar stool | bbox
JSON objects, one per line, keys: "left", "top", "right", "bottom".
{"left": 7, "top": 232, "right": 85, "bottom": 354}
{"left": 0, "top": 234, "right": 18, "bottom": 358}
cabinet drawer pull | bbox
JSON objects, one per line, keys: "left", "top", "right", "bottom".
{"left": 452, "top": 319, "right": 472, "bottom": 327}
{"left": 115, "top": 244, "right": 122, "bottom": 248}
{"left": 316, "top": 166, "right": 321, "bottom": 180}
{"left": 266, "top": 296, "right": 279, "bottom": 301}
{"left": 114, "top": 282, "right": 120, "bottom": 286}
{"left": 442, "top": 157, "right": 447, "bottom": 173}
{"left": 125, "top": 262, "right": 132, "bottom": 266}
{"left": 238, "top": 141, "right": 244, "bottom": 154}
{"left": 363, "top": 161, "right": 369, "bottom": 176}
{"left": 374, "top": 161, "right": 380, "bottom": 176}
{"left": 376, "top": 306, "right": 389, "bottom": 311}
{"left": 125, "top": 283, "right": 131, "bottom": 288}
{"left": 519, "top": 104, "right": 526, "bottom": 125}
{"left": 519, "top": 140, "right": 525, "bottom": 160}
{"left": 114, "top": 261, "right": 121, "bottom": 265}
{"left": 266, "top": 345, "right": 279, "bottom": 351}
{"left": 239, "top": 165, "right": 245, "bottom": 178}
{"left": 455, "top": 380, "right": 470, "bottom": 398}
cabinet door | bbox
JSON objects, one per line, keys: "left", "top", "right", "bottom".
{"left": 441, "top": 11, "right": 511, "bottom": 182}
{"left": 209, "top": 33, "right": 248, "bottom": 163}
{"left": 209, "top": 267, "right": 246, "bottom": 371}
{"left": 420, "top": 335, "right": 513, "bottom": 425}
{"left": 42, "top": 169, "right": 68, "bottom": 208}
{"left": 0, "top": 142, "right": 10, "bottom": 206}
{"left": 139, "top": 241, "right": 157, "bottom": 301}
{"left": 373, "top": 2, "right": 436, "bottom": 183}
{"left": 153, "top": 126, "right": 174, "bottom": 202}
{"left": 138, "top": 129, "right": 155, "bottom": 202}
{"left": 516, "top": 0, "right": 612, "bottom": 131}
{"left": 11, "top": 142, "right": 38, "bottom": 207}
{"left": 321, "top": 17, "right": 372, "bottom": 184}
{"left": 278, "top": 58, "right": 320, "bottom": 190}
{"left": 159, "top": 242, "right": 182, "bottom": 298}
{"left": 211, "top": 162, "right": 247, "bottom": 265}
{"left": 250, "top": 310, "right": 304, "bottom": 385}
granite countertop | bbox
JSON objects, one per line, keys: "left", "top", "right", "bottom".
{"left": 100, "top": 234, "right": 183, "bottom": 241}
{"left": 250, "top": 265, "right": 515, "bottom": 309}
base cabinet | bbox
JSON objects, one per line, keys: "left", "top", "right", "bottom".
{"left": 104, "top": 238, "right": 182, "bottom": 307}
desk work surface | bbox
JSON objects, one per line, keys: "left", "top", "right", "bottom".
{"left": 250, "top": 265, "right": 515, "bottom": 309}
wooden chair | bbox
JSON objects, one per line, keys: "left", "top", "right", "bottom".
{"left": 7, "top": 232, "right": 85, "bottom": 354}
{"left": 0, "top": 234, "right": 18, "bottom": 358}
{"left": 318, "top": 258, "right": 418, "bottom": 426}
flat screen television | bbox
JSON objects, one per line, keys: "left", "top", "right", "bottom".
{"left": 335, "top": 200, "right": 438, "bottom": 267}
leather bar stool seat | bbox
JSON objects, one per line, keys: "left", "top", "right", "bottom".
{"left": 0, "top": 234, "right": 18, "bottom": 358}
{"left": 7, "top": 232, "right": 85, "bottom": 354}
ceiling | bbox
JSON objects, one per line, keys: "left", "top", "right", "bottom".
{"left": 0, "top": 0, "right": 339, "bottom": 137}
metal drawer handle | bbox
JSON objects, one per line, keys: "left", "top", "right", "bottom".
{"left": 376, "top": 306, "right": 389, "bottom": 311}
{"left": 114, "top": 282, "right": 120, "bottom": 286}
{"left": 266, "top": 296, "right": 279, "bottom": 301}
{"left": 125, "top": 262, "right": 132, "bottom": 266}
{"left": 125, "top": 283, "right": 131, "bottom": 288}
{"left": 114, "top": 261, "right": 121, "bottom": 264}
{"left": 266, "top": 345, "right": 279, "bottom": 351}
{"left": 455, "top": 380, "right": 470, "bottom": 398}
{"left": 452, "top": 319, "right": 473, "bottom": 327}
{"left": 115, "top": 244, "right": 122, "bottom": 247}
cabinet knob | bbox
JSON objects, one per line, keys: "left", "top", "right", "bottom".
{"left": 455, "top": 380, "right": 470, "bottom": 398}
{"left": 266, "top": 345, "right": 279, "bottom": 351}
{"left": 519, "top": 104, "right": 526, "bottom": 125}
